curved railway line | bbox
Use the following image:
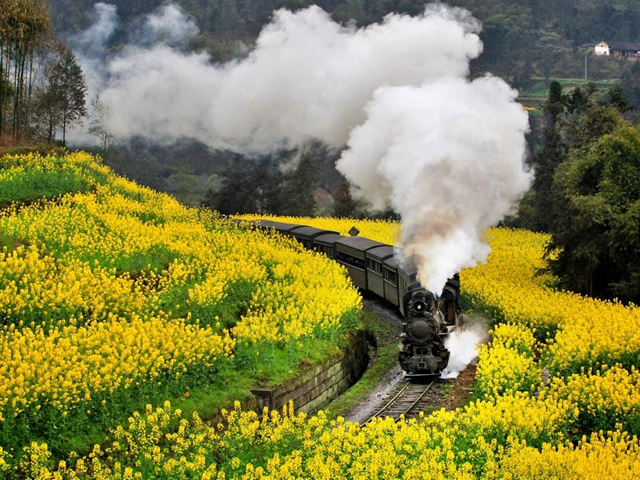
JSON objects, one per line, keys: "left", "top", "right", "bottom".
{"left": 363, "top": 380, "right": 437, "bottom": 424}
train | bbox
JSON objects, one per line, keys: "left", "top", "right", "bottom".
{"left": 243, "top": 218, "right": 461, "bottom": 378}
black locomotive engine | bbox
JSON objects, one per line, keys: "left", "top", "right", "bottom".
{"left": 399, "top": 276, "right": 461, "bottom": 377}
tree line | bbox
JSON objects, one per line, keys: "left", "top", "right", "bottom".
{"left": 516, "top": 81, "right": 640, "bottom": 304}
{"left": 1, "top": 0, "right": 87, "bottom": 145}
{"left": 44, "top": 0, "right": 640, "bottom": 82}
{"left": 201, "top": 149, "right": 360, "bottom": 219}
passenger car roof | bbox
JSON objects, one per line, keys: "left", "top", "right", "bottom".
{"left": 336, "top": 236, "right": 385, "bottom": 252}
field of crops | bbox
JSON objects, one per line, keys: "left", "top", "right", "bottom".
{"left": 0, "top": 153, "right": 361, "bottom": 477}
{"left": 3, "top": 156, "right": 640, "bottom": 478}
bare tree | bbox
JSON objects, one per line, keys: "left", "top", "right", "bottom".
{"left": 88, "top": 93, "right": 113, "bottom": 158}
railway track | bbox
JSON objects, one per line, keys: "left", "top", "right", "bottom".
{"left": 363, "top": 380, "right": 436, "bottom": 424}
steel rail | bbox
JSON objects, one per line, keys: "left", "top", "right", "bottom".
{"left": 363, "top": 380, "right": 435, "bottom": 425}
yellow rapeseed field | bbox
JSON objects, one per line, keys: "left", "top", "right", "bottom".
{"left": 4, "top": 156, "right": 640, "bottom": 478}
{"left": 0, "top": 153, "right": 361, "bottom": 472}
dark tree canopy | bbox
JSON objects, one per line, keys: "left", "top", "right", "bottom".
{"left": 549, "top": 118, "right": 640, "bottom": 302}
{"left": 332, "top": 177, "right": 357, "bottom": 218}
{"left": 203, "top": 154, "right": 317, "bottom": 216}
{"left": 620, "top": 62, "right": 640, "bottom": 113}
{"left": 42, "top": 0, "right": 640, "bottom": 80}
{"left": 530, "top": 81, "right": 567, "bottom": 232}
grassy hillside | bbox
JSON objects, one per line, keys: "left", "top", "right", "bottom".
{"left": 0, "top": 152, "right": 361, "bottom": 474}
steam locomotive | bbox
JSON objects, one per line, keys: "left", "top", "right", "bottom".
{"left": 247, "top": 219, "right": 461, "bottom": 378}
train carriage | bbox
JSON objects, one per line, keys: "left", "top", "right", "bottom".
{"left": 334, "top": 237, "right": 385, "bottom": 290}
{"left": 381, "top": 256, "right": 401, "bottom": 308}
{"left": 365, "top": 245, "right": 395, "bottom": 298}
{"left": 312, "top": 232, "right": 343, "bottom": 259}
{"left": 258, "top": 220, "right": 303, "bottom": 236}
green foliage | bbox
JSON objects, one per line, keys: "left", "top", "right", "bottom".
{"left": 0, "top": 163, "right": 93, "bottom": 207}
{"left": 529, "top": 81, "right": 567, "bottom": 232}
{"left": 550, "top": 119, "right": 640, "bottom": 302}
{"left": 47, "top": 47, "right": 88, "bottom": 146}
{"left": 0, "top": 153, "right": 108, "bottom": 207}
{"left": 203, "top": 152, "right": 317, "bottom": 216}
{"left": 620, "top": 61, "right": 640, "bottom": 112}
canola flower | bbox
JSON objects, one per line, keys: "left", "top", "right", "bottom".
{"left": 0, "top": 153, "right": 361, "bottom": 467}
{"left": 236, "top": 214, "right": 400, "bottom": 246}
{"left": 451, "top": 227, "right": 640, "bottom": 375}
{"left": 497, "top": 431, "right": 640, "bottom": 480}
{"left": 0, "top": 245, "right": 149, "bottom": 328}
{"left": 0, "top": 151, "right": 109, "bottom": 205}
{"left": 14, "top": 396, "right": 583, "bottom": 480}
{"left": 0, "top": 312, "right": 233, "bottom": 420}
{"left": 6, "top": 155, "right": 640, "bottom": 478}
{"left": 541, "top": 365, "right": 640, "bottom": 435}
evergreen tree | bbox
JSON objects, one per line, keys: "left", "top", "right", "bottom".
{"left": 333, "top": 177, "right": 357, "bottom": 218}
{"left": 530, "top": 80, "right": 566, "bottom": 232}
{"left": 204, "top": 166, "right": 257, "bottom": 215}
{"left": 281, "top": 157, "right": 317, "bottom": 216}
{"left": 48, "top": 46, "right": 88, "bottom": 146}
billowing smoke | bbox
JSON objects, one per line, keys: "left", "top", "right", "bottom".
{"left": 135, "top": 4, "right": 199, "bottom": 46}
{"left": 336, "top": 77, "right": 531, "bottom": 292}
{"left": 440, "top": 319, "right": 489, "bottom": 379}
{"left": 69, "top": 3, "right": 118, "bottom": 93}
{"left": 70, "top": 3, "right": 531, "bottom": 292}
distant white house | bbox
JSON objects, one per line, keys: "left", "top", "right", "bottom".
{"left": 594, "top": 41, "right": 640, "bottom": 60}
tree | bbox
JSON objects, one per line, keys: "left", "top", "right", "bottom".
{"left": 333, "top": 177, "right": 357, "bottom": 218}
{"left": 281, "top": 156, "right": 317, "bottom": 216}
{"left": 205, "top": 166, "right": 257, "bottom": 215}
{"left": 534, "top": 30, "right": 573, "bottom": 86}
{"left": 620, "top": 61, "right": 640, "bottom": 112}
{"left": 549, "top": 117, "right": 640, "bottom": 302}
{"left": 530, "top": 80, "right": 566, "bottom": 231}
{"left": 0, "top": 0, "right": 51, "bottom": 139}
{"left": 88, "top": 93, "right": 114, "bottom": 158}
{"left": 48, "top": 46, "right": 88, "bottom": 146}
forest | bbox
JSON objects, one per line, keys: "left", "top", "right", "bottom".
{"left": 43, "top": 0, "right": 640, "bottom": 82}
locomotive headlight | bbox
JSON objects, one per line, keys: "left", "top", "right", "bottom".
{"left": 413, "top": 300, "right": 427, "bottom": 313}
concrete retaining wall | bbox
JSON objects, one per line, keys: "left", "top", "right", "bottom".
{"left": 250, "top": 329, "right": 371, "bottom": 414}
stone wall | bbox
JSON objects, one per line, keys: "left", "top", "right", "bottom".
{"left": 250, "top": 329, "right": 371, "bottom": 414}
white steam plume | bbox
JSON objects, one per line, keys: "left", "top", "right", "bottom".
{"left": 69, "top": 3, "right": 118, "bottom": 93}
{"left": 71, "top": 3, "right": 531, "bottom": 292}
{"left": 135, "top": 4, "right": 199, "bottom": 47}
{"left": 336, "top": 77, "right": 531, "bottom": 292}
{"left": 440, "top": 320, "right": 489, "bottom": 379}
